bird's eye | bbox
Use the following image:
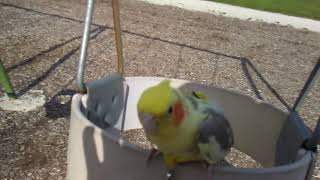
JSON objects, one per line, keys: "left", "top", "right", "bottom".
{"left": 167, "top": 106, "right": 173, "bottom": 114}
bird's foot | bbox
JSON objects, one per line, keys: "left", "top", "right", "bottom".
{"left": 166, "top": 169, "right": 175, "bottom": 180}
{"left": 208, "top": 164, "right": 215, "bottom": 180}
{"left": 146, "top": 148, "right": 161, "bottom": 166}
{"left": 201, "top": 161, "right": 209, "bottom": 169}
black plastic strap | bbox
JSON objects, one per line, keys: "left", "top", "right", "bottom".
{"left": 292, "top": 58, "right": 320, "bottom": 112}
{"left": 292, "top": 58, "right": 320, "bottom": 151}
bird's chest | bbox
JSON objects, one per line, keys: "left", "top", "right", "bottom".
{"left": 150, "top": 129, "right": 197, "bottom": 154}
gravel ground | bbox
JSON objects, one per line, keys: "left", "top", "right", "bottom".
{"left": 0, "top": 0, "right": 319, "bottom": 179}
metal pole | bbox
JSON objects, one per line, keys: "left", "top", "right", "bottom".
{"left": 0, "top": 61, "right": 16, "bottom": 98}
{"left": 112, "top": 0, "right": 124, "bottom": 75}
{"left": 292, "top": 58, "right": 320, "bottom": 112}
{"left": 77, "top": 0, "right": 95, "bottom": 93}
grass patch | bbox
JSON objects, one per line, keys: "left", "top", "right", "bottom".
{"left": 209, "top": 0, "right": 320, "bottom": 20}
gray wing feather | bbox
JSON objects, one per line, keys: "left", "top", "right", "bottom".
{"left": 198, "top": 108, "right": 233, "bottom": 163}
{"left": 197, "top": 108, "right": 234, "bottom": 157}
{"left": 185, "top": 93, "right": 234, "bottom": 162}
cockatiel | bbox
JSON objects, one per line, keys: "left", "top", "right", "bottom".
{"left": 137, "top": 80, "right": 234, "bottom": 179}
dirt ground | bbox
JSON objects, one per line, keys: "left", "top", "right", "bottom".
{"left": 0, "top": 0, "right": 319, "bottom": 179}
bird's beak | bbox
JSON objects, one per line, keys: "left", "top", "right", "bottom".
{"left": 142, "top": 114, "right": 157, "bottom": 134}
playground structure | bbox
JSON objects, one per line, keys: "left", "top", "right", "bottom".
{"left": 66, "top": 0, "right": 319, "bottom": 179}
{"left": 1, "top": 0, "right": 318, "bottom": 179}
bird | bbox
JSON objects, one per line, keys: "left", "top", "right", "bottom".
{"left": 137, "top": 80, "right": 234, "bottom": 179}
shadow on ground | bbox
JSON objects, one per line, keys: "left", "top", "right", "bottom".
{"left": 45, "top": 89, "right": 77, "bottom": 119}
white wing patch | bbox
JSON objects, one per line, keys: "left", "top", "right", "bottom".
{"left": 198, "top": 136, "right": 228, "bottom": 164}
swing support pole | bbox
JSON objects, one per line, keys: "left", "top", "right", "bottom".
{"left": 0, "top": 61, "right": 16, "bottom": 99}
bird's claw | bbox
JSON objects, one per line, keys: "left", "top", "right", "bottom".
{"left": 146, "top": 148, "right": 161, "bottom": 166}
{"left": 208, "top": 164, "right": 215, "bottom": 180}
{"left": 166, "top": 169, "right": 174, "bottom": 180}
{"left": 201, "top": 161, "right": 209, "bottom": 169}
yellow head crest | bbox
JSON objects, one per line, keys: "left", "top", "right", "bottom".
{"left": 137, "top": 80, "right": 174, "bottom": 116}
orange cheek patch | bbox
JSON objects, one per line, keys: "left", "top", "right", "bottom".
{"left": 174, "top": 101, "right": 184, "bottom": 126}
